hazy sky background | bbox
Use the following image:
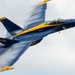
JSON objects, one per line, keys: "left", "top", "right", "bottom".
{"left": 0, "top": 0, "right": 75, "bottom": 75}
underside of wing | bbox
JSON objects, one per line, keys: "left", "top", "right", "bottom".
{"left": 24, "top": 0, "right": 50, "bottom": 30}
{"left": 0, "top": 40, "right": 32, "bottom": 72}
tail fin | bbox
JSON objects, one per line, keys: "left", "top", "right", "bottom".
{"left": 0, "top": 17, "right": 23, "bottom": 35}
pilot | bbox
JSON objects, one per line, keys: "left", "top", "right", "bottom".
{"left": 50, "top": 20, "right": 58, "bottom": 24}
{"left": 57, "top": 18, "right": 65, "bottom": 24}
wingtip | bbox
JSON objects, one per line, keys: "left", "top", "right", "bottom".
{"left": 0, "top": 66, "right": 14, "bottom": 72}
{"left": 44, "top": 0, "right": 51, "bottom": 3}
{"left": 44, "top": 0, "right": 51, "bottom": 2}
{"left": 0, "top": 17, "right": 6, "bottom": 21}
{"left": 38, "top": 0, "right": 51, "bottom": 5}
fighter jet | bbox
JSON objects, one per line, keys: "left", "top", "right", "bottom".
{"left": 0, "top": 0, "right": 75, "bottom": 72}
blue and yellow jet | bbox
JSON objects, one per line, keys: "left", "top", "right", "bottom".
{"left": 0, "top": 0, "right": 75, "bottom": 72}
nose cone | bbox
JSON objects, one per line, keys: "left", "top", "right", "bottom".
{"left": 65, "top": 19, "right": 75, "bottom": 23}
{"left": 64, "top": 19, "right": 75, "bottom": 28}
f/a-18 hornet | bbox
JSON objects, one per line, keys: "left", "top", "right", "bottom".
{"left": 0, "top": 0, "right": 75, "bottom": 72}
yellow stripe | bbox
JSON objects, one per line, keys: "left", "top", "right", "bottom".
{"left": 15, "top": 23, "right": 61, "bottom": 37}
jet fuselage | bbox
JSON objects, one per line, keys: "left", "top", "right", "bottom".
{"left": 14, "top": 19, "right": 75, "bottom": 46}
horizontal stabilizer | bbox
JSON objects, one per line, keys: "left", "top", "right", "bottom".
{"left": 0, "top": 37, "right": 18, "bottom": 48}
{"left": 0, "top": 17, "right": 23, "bottom": 35}
{"left": 0, "top": 37, "right": 18, "bottom": 44}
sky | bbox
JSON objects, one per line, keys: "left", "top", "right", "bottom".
{"left": 0, "top": 0, "right": 75, "bottom": 75}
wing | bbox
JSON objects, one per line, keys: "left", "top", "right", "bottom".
{"left": 24, "top": 0, "right": 50, "bottom": 30}
{"left": 0, "top": 40, "right": 32, "bottom": 71}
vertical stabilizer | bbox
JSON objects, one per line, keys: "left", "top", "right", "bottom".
{"left": 0, "top": 17, "right": 23, "bottom": 35}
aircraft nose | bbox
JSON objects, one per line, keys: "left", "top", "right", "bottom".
{"left": 65, "top": 19, "right": 75, "bottom": 23}
{"left": 64, "top": 19, "right": 75, "bottom": 28}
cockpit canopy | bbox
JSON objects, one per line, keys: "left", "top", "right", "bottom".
{"left": 46, "top": 19, "right": 66, "bottom": 24}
